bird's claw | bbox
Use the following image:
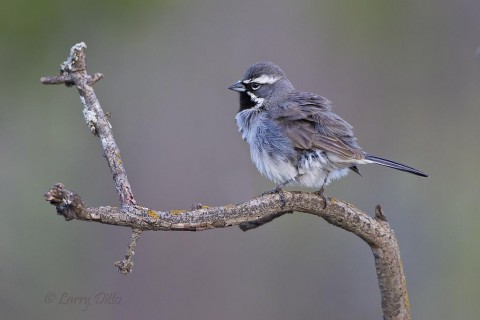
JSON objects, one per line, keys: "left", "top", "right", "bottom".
{"left": 261, "top": 185, "right": 282, "bottom": 196}
{"left": 261, "top": 186, "right": 287, "bottom": 207}
{"left": 314, "top": 186, "right": 328, "bottom": 209}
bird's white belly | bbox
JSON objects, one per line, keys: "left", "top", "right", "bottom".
{"left": 295, "top": 150, "right": 351, "bottom": 188}
{"left": 249, "top": 143, "right": 298, "bottom": 184}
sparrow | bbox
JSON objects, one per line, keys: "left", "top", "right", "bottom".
{"left": 228, "top": 62, "right": 427, "bottom": 205}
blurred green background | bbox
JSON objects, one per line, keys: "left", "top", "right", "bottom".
{"left": 1, "top": 0, "right": 478, "bottom": 319}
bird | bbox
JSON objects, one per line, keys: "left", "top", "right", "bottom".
{"left": 228, "top": 61, "right": 427, "bottom": 205}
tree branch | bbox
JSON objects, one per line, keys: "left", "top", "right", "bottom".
{"left": 42, "top": 42, "right": 135, "bottom": 207}
{"left": 41, "top": 43, "right": 410, "bottom": 320}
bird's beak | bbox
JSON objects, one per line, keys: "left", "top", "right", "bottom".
{"left": 228, "top": 81, "right": 246, "bottom": 92}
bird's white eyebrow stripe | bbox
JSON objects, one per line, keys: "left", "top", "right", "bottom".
{"left": 243, "top": 75, "right": 281, "bottom": 84}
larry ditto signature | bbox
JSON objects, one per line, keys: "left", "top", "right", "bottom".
{"left": 44, "top": 291, "right": 121, "bottom": 311}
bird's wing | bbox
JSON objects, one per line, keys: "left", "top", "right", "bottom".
{"left": 273, "top": 93, "right": 364, "bottom": 160}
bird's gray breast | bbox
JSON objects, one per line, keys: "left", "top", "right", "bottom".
{"left": 235, "top": 109, "right": 298, "bottom": 183}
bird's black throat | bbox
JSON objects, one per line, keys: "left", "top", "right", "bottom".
{"left": 238, "top": 92, "right": 256, "bottom": 112}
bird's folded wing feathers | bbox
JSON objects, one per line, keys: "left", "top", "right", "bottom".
{"left": 280, "top": 120, "right": 363, "bottom": 159}
{"left": 274, "top": 96, "right": 364, "bottom": 160}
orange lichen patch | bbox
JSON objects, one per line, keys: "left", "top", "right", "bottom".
{"left": 169, "top": 210, "right": 186, "bottom": 215}
{"left": 147, "top": 210, "right": 158, "bottom": 219}
{"left": 329, "top": 197, "right": 337, "bottom": 203}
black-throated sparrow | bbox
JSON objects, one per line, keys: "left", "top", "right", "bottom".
{"left": 228, "top": 62, "right": 427, "bottom": 203}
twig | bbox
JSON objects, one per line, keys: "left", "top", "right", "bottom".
{"left": 114, "top": 228, "right": 143, "bottom": 274}
{"left": 41, "top": 43, "right": 410, "bottom": 319}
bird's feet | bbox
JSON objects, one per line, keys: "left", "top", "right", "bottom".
{"left": 314, "top": 186, "right": 328, "bottom": 209}
{"left": 261, "top": 185, "right": 287, "bottom": 207}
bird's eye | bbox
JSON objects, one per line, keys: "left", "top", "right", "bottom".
{"left": 250, "top": 82, "right": 261, "bottom": 90}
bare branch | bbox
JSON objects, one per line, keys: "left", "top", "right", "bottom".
{"left": 41, "top": 43, "right": 410, "bottom": 319}
{"left": 115, "top": 228, "right": 143, "bottom": 274}
{"left": 42, "top": 42, "right": 135, "bottom": 207}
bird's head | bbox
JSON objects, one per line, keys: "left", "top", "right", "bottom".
{"left": 228, "top": 62, "right": 294, "bottom": 111}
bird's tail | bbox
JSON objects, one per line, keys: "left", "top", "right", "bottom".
{"left": 365, "top": 154, "right": 428, "bottom": 177}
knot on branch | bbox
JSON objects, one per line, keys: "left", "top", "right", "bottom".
{"left": 44, "top": 183, "right": 88, "bottom": 221}
{"left": 375, "top": 204, "right": 388, "bottom": 222}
